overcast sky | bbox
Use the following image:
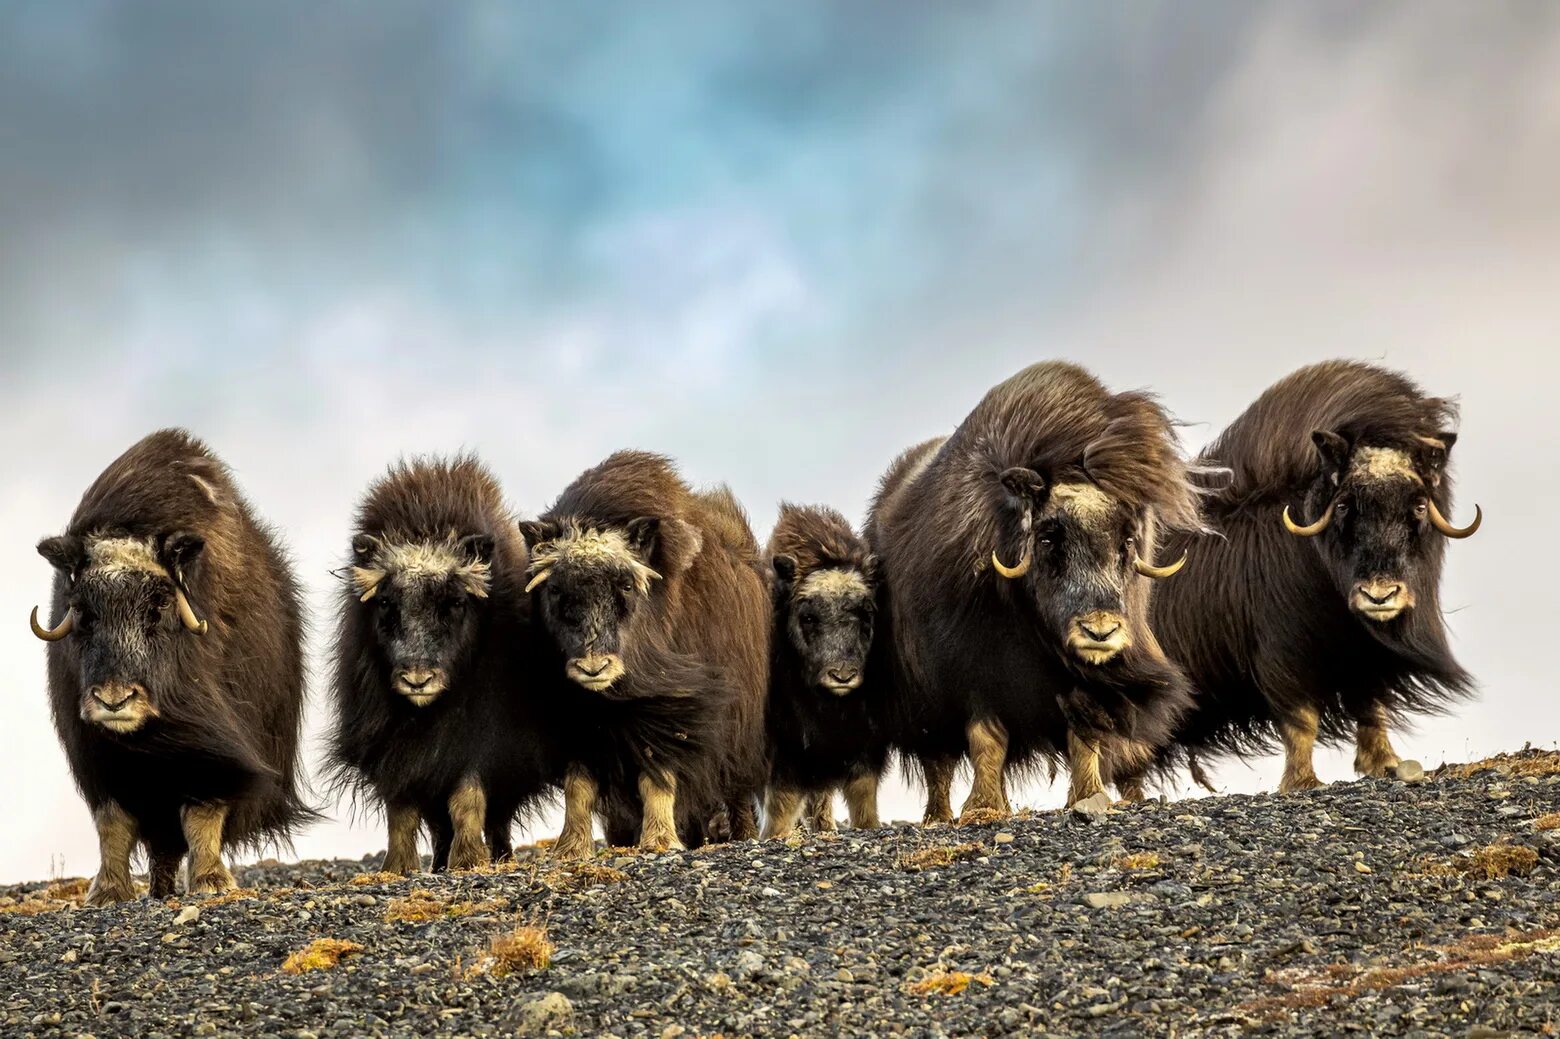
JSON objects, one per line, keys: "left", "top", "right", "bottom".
{"left": 2, "top": 2, "right": 1556, "bottom": 883}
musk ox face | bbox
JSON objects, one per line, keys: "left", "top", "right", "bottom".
{"left": 519, "top": 518, "right": 661, "bottom": 693}
{"left": 33, "top": 531, "right": 211, "bottom": 734}
{"left": 773, "top": 556, "right": 877, "bottom": 695}
{"left": 989, "top": 468, "right": 1182, "bottom": 666}
{"left": 351, "top": 533, "right": 494, "bottom": 706}
{"left": 1285, "top": 432, "right": 1480, "bottom": 625}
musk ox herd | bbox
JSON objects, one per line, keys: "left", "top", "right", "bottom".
{"left": 30, "top": 360, "right": 1483, "bottom": 903}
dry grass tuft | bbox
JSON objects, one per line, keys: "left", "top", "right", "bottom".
{"left": 898, "top": 843, "right": 984, "bottom": 871}
{"left": 383, "top": 889, "right": 508, "bottom": 924}
{"left": 198, "top": 888, "right": 259, "bottom": 908}
{"left": 1435, "top": 747, "right": 1560, "bottom": 781}
{"left": 1115, "top": 852, "right": 1162, "bottom": 870}
{"left": 956, "top": 808, "right": 1005, "bottom": 827}
{"left": 0, "top": 878, "right": 91, "bottom": 916}
{"left": 281, "top": 938, "right": 364, "bottom": 974}
{"left": 907, "top": 970, "right": 995, "bottom": 996}
{"left": 1533, "top": 813, "right": 1560, "bottom": 832}
{"left": 536, "top": 861, "right": 629, "bottom": 892}
{"left": 1420, "top": 843, "right": 1540, "bottom": 880}
{"left": 349, "top": 871, "right": 405, "bottom": 886}
{"left": 464, "top": 925, "right": 555, "bottom": 977}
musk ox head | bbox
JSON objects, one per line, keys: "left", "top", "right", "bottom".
{"left": 989, "top": 467, "right": 1184, "bottom": 666}
{"left": 1282, "top": 431, "right": 1480, "bottom": 624}
{"left": 772, "top": 555, "right": 878, "bottom": 696}
{"left": 349, "top": 532, "right": 494, "bottom": 705}
{"left": 518, "top": 518, "right": 664, "bottom": 692}
{"left": 32, "top": 530, "right": 211, "bottom": 734}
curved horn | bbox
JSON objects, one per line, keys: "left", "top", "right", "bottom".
{"left": 1133, "top": 551, "right": 1187, "bottom": 580}
{"left": 524, "top": 569, "right": 551, "bottom": 594}
{"left": 358, "top": 580, "right": 381, "bottom": 603}
{"left": 1427, "top": 499, "right": 1482, "bottom": 539}
{"left": 29, "top": 606, "right": 74, "bottom": 642}
{"left": 991, "top": 547, "right": 1032, "bottom": 580}
{"left": 174, "top": 588, "right": 208, "bottom": 635}
{"left": 1282, "top": 502, "right": 1334, "bottom": 537}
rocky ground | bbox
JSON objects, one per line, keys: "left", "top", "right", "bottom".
{"left": 3, "top": 750, "right": 1559, "bottom": 1039}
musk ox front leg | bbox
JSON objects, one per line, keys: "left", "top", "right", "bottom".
{"left": 762, "top": 786, "right": 804, "bottom": 840}
{"left": 181, "top": 802, "right": 237, "bottom": 896}
{"left": 959, "top": 717, "right": 1012, "bottom": 822}
{"left": 920, "top": 755, "right": 957, "bottom": 825}
{"left": 638, "top": 771, "right": 685, "bottom": 853}
{"left": 1278, "top": 706, "right": 1324, "bottom": 792}
{"left": 844, "top": 771, "right": 881, "bottom": 830}
{"left": 551, "top": 766, "right": 599, "bottom": 861}
{"left": 85, "top": 801, "right": 140, "bottom": 906}
{"left": 806, "top": 790, "right": 837, "bottom": 833}
{"left": 1065, "top": 730, "right": 1107, "bottom": 807}
{"left": 1352, "top": 702, "right": 1402, "bottom": 779}
{"left": 382, "top": 803, "right": 422, "bottom": 875}
{"left": 446, "top": 776, "right": 492, "bottom": 872}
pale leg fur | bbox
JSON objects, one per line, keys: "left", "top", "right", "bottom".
{"left": 1066, "top": 731, "right": 1106, "bottom": 807}
{"left": 446, "top": 776, "right": 491, "bottom": 871}
{"left": 86, "top": 801, "right": 139, "bottom": 906}
{"left": 182, "top": 802, "right": 236, "bottom": 896}
{"left": 844, "top": 771, "right": 881, "bottom": 830}
{"left": 922, "top": 756, "right": 956, "bottom": 824}
{"left": 552, "top": 767, "right": 599, "bottom": 861}
{"left": 382, "top": 803, "right": 422, "bottom": 875}
{"left": 960, "top": 717, "right": 1012, "bottom": 821}
{"left": 638, "top": 772, "right": 684, "bottom": 852}
{"left": 762, "top": 786, "right": 805, "bottom": 840}
{"left": 1278, "top": 706, "right": 1324, "bottom": 792}
{"left": 1353, "top": 703, "right": 1401, "bottom": 778}
{"left": 806, "top": 791, "right": 837, "bottom": 833}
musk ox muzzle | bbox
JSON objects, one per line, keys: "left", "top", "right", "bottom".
{"left": 566, "top": 652, "right": 625, "bottom": 692}
{"left": 393, "top": 665, "right": 448, "bottom": 705}
{"left": 1351, "top": 578, "right": 1416, "bottom": 622}
{"left": 1066, "top": 610, "right": 1132, "bottom": 665}
{"left": 81, "top": 680, "right": 159, "bottom": 733}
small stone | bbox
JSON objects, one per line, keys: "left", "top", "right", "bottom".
{"left": 761, "top": 887, "right": 782, "bottom": 897}
{"left": 660, "top": 1026, "right": 685, "bottom": 1039}
{"left": 734, "top": 950, "right": 765, "bottom": 978}
{"left": 704, "top": 971, "right": 732, "bottom": 992}
{"left": 174, "top": 906, "right": 201, "bottom": 926}
{"left": 513, "top": 992, "right": 573, "bottom": 1036}
{"left": 1354, "top": 862, "right": 1372, "bottom": 874}
{"left": 60, "top": 949, "right": 78, "bottom": 963}
{"left": 994, "top": 832, "right": 1015, "bottom": 844}
{"left": 1082, "top": 891, "right": 1135, "bottom": 909}
{"left": 835, "top": 968, "right": 855, "bottom": 983}
{"left": 1393, "top": 759, "right": 1425, "bottom": 783}
{"left": 1072, "top": 792, "right": 1113, "bottom": 820}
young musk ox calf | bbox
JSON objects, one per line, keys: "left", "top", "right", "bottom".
{"left": 1125, "top": 361, "right": 1480, "bottom": 794}
{"left": 32, "top": 429, "right": 309, "bottom": 903}
{"left": 867, "top": 362, "right": 1205, "bottom": 820}
{"left": 761, "top": 504, "right": 888, "bottom": 839}
{"left": 329, "top": 457, "right": 555, "bottom": 873}
{"left": 519, "top": 451, "right": 769, "bottom": 859}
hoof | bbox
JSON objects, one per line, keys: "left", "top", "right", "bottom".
{"left": 85, "top": 874, "right": 139, "bottom": 906}
{"left": 1278, "top": 774, "right": 1324, "bottom": 794}
{"left": 637, "top": 834, "right": 686, "bottom": 854}
{"left": 381, "top": 851, "right": 421, "bottom": 876}
{"left": 187, "top": 865, "right": 237, "bottom": 897}
{"left": 550, "top": 833, "right": 595, "bottom": 861}
{"left": 446, "top": 841, "right": 491, "bottom": 873}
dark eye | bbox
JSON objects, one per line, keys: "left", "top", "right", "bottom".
{"left": 1413, "top": 500, "right": 1428, "bottom": 519}
{"left": 1334, "top": 501, "right": 1350, "bottom": 517}
{"left": 151, "top": 589, "right": 174, "bottom": 612}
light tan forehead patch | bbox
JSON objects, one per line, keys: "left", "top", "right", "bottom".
{"left": 85, "top": 536, "right": 168, "bottom": 577}
{"left": 1351, "top": 448, "right": 1421, "bottom": 485}
{"left": 355, "top": 539, "right": 492, "bottom": 599}
{"left": 797, "top": 567, "right": 869, "bottom": 602}
{"left": 1045, "top": 482, "right": 1118, "bottom": 526}
{"left": 526, "top": 524, "right": 661, "bottom": 596}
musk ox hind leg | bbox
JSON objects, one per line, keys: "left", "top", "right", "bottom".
{"left": 960, "top": 717, "right": 1012, "bottom": 822}
{"left": 552, "top": 767, "right": 599, "bottom": 861}
{"left": 762, "top": 786, "right": 805, "bottom": 840}
{"left": 446, "top": 776, "right": 492, "bottom": 872}
{"left": 726, "top": 796, "right": 759, "bottom": 843}
{"left": 85, "top": 801, "right": 141, "bottom": 906}
{"left": 382, "top": 803, "right": 423, "bottom": 875}
{"left": 844, "top": 771, "right": 882, "bottom": 830}
{"left": 807, "top": 790, "right": 837, "bottom": 833}
{"left": 920, "top": 755, "right": 957, "bottom": 825}
{"left": 1065, "top": 730, "right": 1107, "bottom": 808}
{"left": 1278, "top": 706, "right": 1324, "bottom": 793}
{"left": 148, "top": 848, "right": 182, "bottom": 900}
{"left": 1352, "top": 702, "right": 1402, "bottom": 779}
{"left": 181, "top": 802, "right": 237, "bottom": 896}
{"left": 638, "top": 771, "right": 685, "bottom": 853}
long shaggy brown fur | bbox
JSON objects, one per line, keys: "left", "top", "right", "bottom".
{"left": 40, "top": 429, "right": 310, "bottom": 862}
{"left": 1146, "top": 361, "right": 1474, "bottom": 777}
{"left": 868, "top": 363, "right": 1205, "bottom": 800}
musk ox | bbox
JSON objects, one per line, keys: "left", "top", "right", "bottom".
{"left": 761, "top": 503, "right": 888, "bottom": 839}
{"left": 867, "top": 362, "right": 1205, "bottom": 819}
{"left": 31, "top": 429, "right": 309, "bottom": 903}
{"left": 1135, "top": 361, "right": 1480, "bottom": 793}
{"left": 329, "top": 456, "right": 557, "bottom": 873}
{"left": 519, "top": 451, "right": 769, "bottom": 859}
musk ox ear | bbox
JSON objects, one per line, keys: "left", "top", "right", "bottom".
{"left": 771, "top": 553, "right": 798, "bottom": 586}
{"left": 625, "top": 516, "right": 661, "bottom": 563}
{"left": 159, "top": 530, "right": 206, "bottom": 587}
{"left": 517, "top": 519, "right": 560, "bottom": 551}
{"left": 1311, "top": 430, "right": 1352, "bottom": 475}
{"left": 37, "top": 535, "right": 85, "bottom": 576}
{"left": 998, "top": 466, "right": 1047, "bottom": 505}
{"left": 351, "top": 533, "right": 383, "bottom": 565}
{"left": 860, "top": 553, "right": 882, "bottom": 590}
{"left": 458, "top": 533, "right": 495, "bottom": 564}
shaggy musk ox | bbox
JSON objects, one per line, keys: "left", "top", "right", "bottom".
{"left": 31, "top": 429, "right": 309, "bottom": 904}
{"left": 1133, "top": 361, "right": 1480, "bottom": 793}
{"left": 867, "top": 362, "right": 1204, "bottom": 819}
{"left": 761, "top": 504, "right": 888, "bottom": 839}
{"left": 329, "top": 457, "right": 555, "bottom": 873}
{"left": 519, "top": 451, "right": 769, "bottom": 859}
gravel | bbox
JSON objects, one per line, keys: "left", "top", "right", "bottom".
{"left": 3, "top": 748, "right": 1559, "bottom": 1038}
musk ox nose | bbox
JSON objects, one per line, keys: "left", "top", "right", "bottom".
{"left": 1079, "top": 620, "right": 1121, "bottom": 643}
{"left": 397, "top": 668, "right": 436, "bottom": 690}
{"left": 574, "top": 658, "right": 610, "bottom": 678}
{"left": 827, "top": 666, "right": 860, "bottom": 686}
{"left": 1358, "top": 583, "right": 1401, "bottom": 606}
{"left": 89, "top": 683, "right": 144, "bottom": 711}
